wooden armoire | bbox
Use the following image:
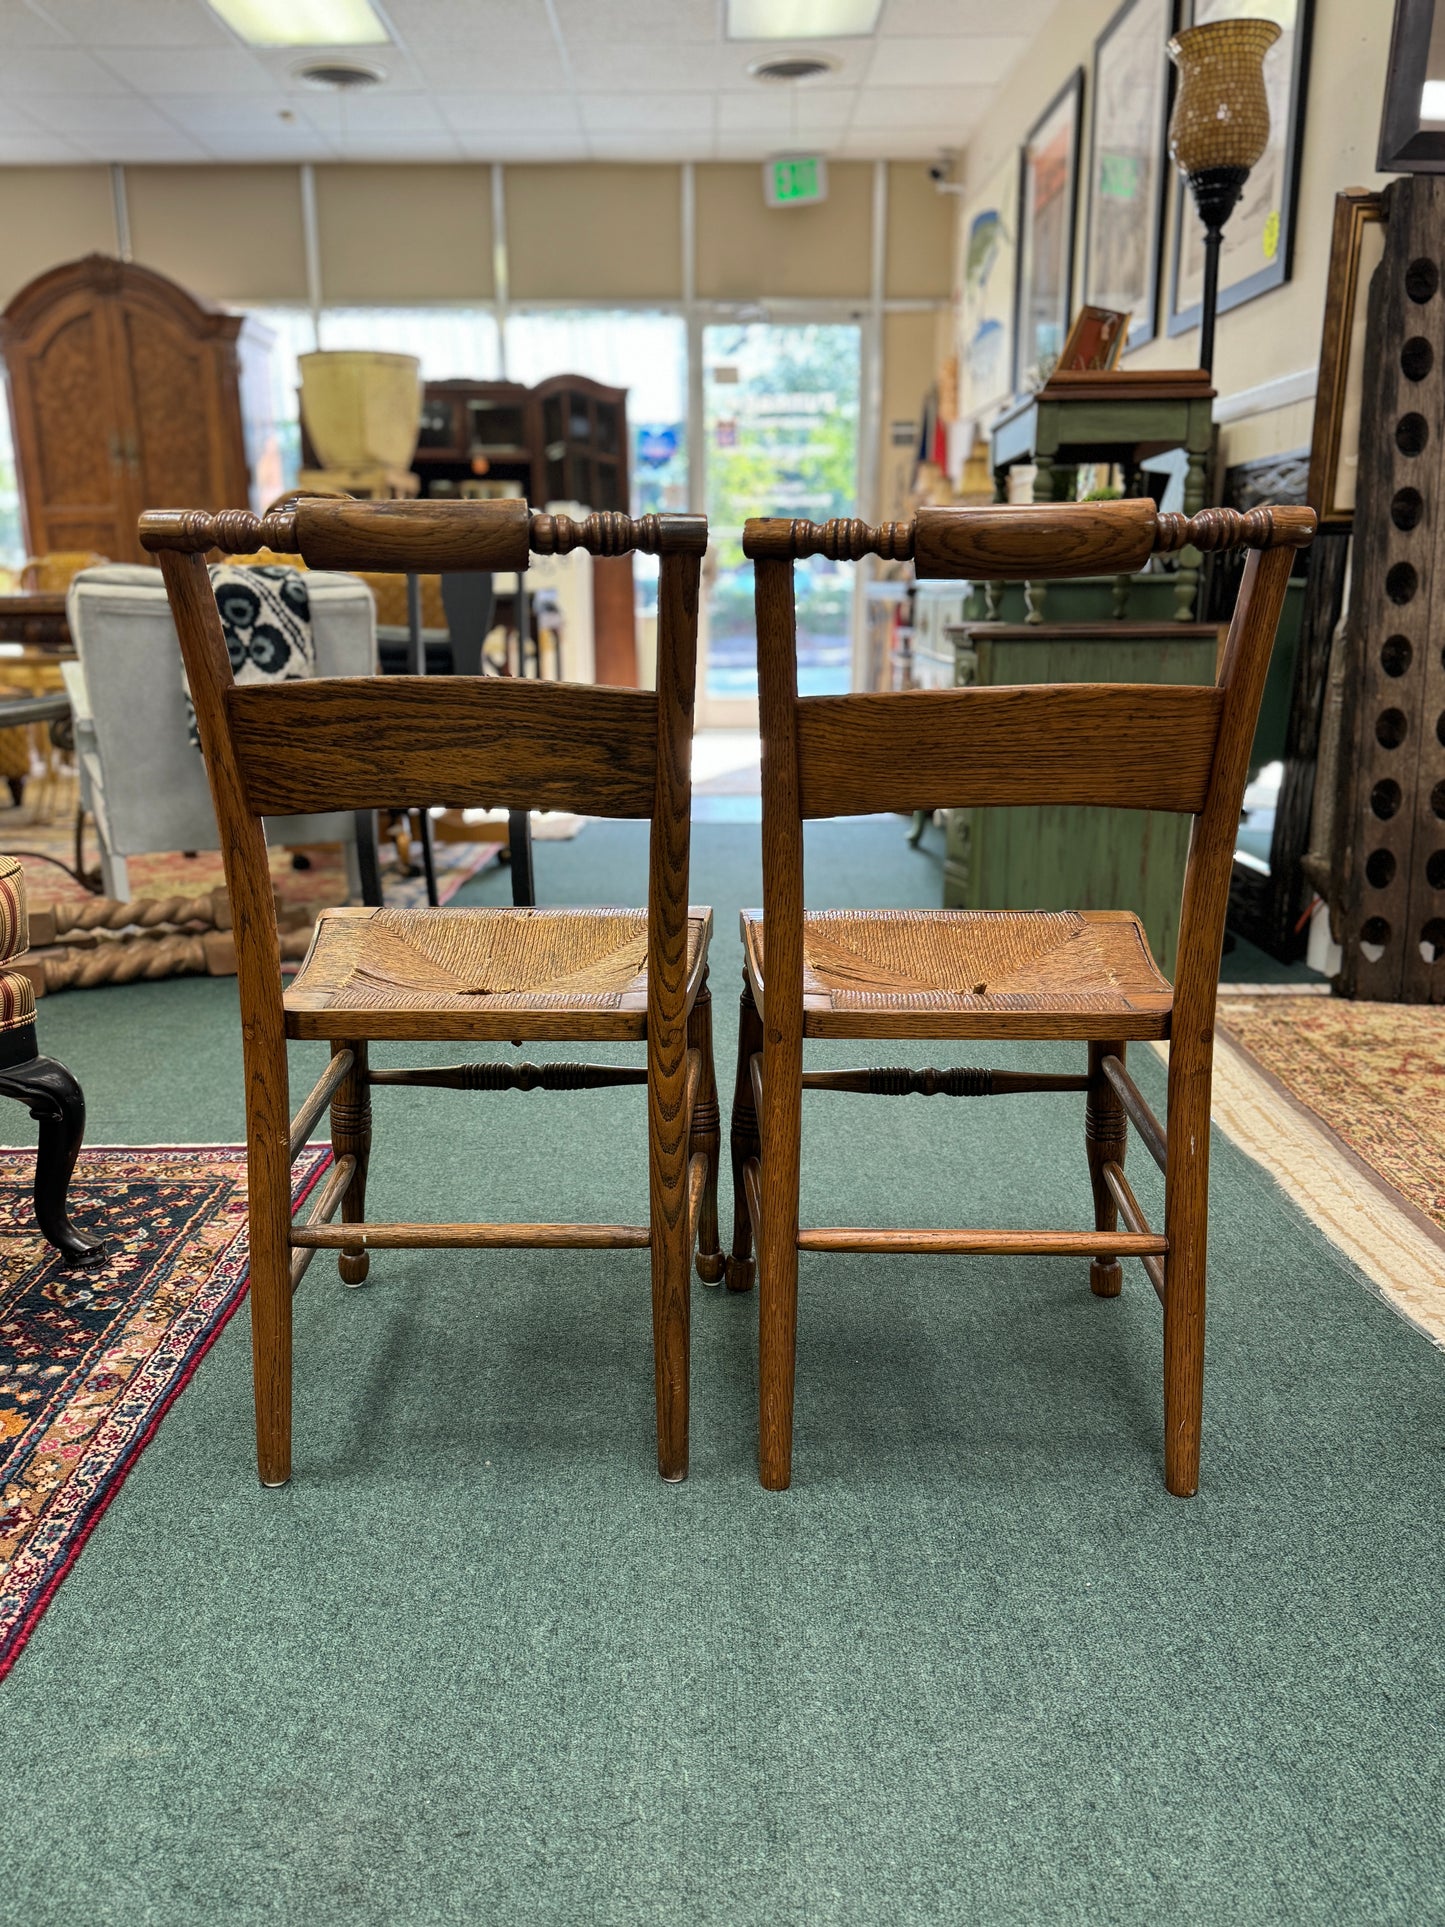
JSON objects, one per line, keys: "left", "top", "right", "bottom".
{"left": 0, "top": 255, "right": 265, "bottom": 565}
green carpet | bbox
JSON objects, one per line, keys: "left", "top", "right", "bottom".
{"left": 2, "top": 819, "right": 1442, "bottom": 1925}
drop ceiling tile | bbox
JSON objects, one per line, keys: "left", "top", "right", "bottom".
{"left": 0, "top": 48, "right": 130, "bottom": 92}
{"left": 552, "top": 0, "right": 717, "bottom": 40}
{"left": 587, "top": 132, "right": 716, "bottom": 160}
{"left": 456, "top": 132, "right": 590, "bottom": 160}
{"left": 22, "top": 92, "right": 184, "bottom": 133}
{"left": 716, "top": 89, "right": 853, "bottom": 133}
{"left": 330, "top": 132, "right": 466, "bottom": 157}
{"left": 882, "top": 0, "right": 1054, "bottom": 34}
{"left": 0, "top": 2, "right": 68, "bottom": 46}
{"left": 98, "top": 46, "right": 276, "bottom": 93}
{"left": 437, "top": 93, "right": 581, "bottom": 134}
{"left": 198, "top": 129, "right": 337, "bottom": 159}
{"left": 39, "top": 0, "right": 233, "bottom": 46}
{"left": 840, "top": 126, "right": 973, "bottom": 157}
{"left": 382, "top": 0, "right": 552, "bottom": 44}
{"left": 158, "top": 93, "right": 300, "bottom": 135}
{"left": 850, "top": 85, "right": 991, "bottom": 127}
{"left": 865, "top": 35, "right": 1029, "bottom": 87}
{"left": 578, "top": 93, "right": 718, "bottom": 134}
{"left": 406, "top": 42, "right": 569, "bottom": 90}
{"left": 567, "top": 41, "right": 868, "bottom": 91}
{"left": 71, "top": 130, "right": 211, "bottom": 160}
{"left": 301, "top": 90, "right": 447, "bottom": 133}
{"left": 0, "top": 132, "right": 86, "bottom": 158}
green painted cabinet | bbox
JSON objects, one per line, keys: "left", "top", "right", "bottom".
{"left": 942, "top": 623, "right": 1222, "bottom": 977}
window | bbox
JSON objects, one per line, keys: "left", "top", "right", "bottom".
{"left": 0, "top": 379, "right": 24, "bottom": 574}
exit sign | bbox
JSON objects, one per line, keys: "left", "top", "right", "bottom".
{"left": 764, "top": 156, "right": 827, "bottom": 208}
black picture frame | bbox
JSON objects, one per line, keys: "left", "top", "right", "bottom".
{"left": 1084, "top": 0, "right": 1175, "bottom": 354}
{"left": 1167, "top": 0, "right": 1314, "bottom": 339}
{"left": 1378, "top": 0, "right": 1445, "bottom": 171}
{"left": 1013, "top": 66, "right": 1085, "bottom": 391}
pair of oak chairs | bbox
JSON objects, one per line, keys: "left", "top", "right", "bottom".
{"left": 142, "top": 491, "right": 1312, "bottom": 1499}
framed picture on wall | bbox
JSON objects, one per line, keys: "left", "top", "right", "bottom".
{"left": 1306, "top": 188, "right": 1387, "bottom": 527}
{"left": 1014, "top": 68, "right": 1084, "bottom": 391}
{"left": 1378, "top": 0, "right": 1445, "bottom": 171}
{"left": 1167, "top": 0, "right": 1313, "bottom": 338}
{"left": 1084, "top": 0, "right": 1174, "bottom": 353}
{"left": 957, "top": 148, "right": 1022, "bottom": 425}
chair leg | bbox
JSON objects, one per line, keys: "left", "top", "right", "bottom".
{"left": 0, "top": 1054, "right": 107, "bottom": 1267}
{"left": 725, "top": 973, "right": 763, "bottom": 1292}
{"left": 757, "top": 1029, "right": 803, "bottom": 1493}
{"left": 248, "top": 1109, "right": 294, "bottom": 1489}
{"left": 649, "top": 1098, "right": 692, "bottom": 1486}
{"left": 687, "top": 979, "right": 724, "bottom": 1283}
{"left": 329, "top": 1038, "right": 371, "bottom": 1286}
{"left": 1163, "top": 1071, "right": 1210, "bottom": 1498}
{"left": 1086, "top": 1038, "right": 1127, "bottom": 1298}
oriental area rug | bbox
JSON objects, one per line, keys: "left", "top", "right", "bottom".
{"left": 0, "top": 1144, "right": 330, "bottom": 1680}
{"left": 1215, "top": 993, "right": 1445, "bottom": 1237}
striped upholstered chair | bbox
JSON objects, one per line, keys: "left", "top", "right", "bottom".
{"left": 0, "top": 855, "right": 106, "bottom": 1267}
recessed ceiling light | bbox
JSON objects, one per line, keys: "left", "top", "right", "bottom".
{"left": 749, "top": 55, "right": 838, "bottom": 82}
{"left": 728, "top": 0, "right": 882, "bottom": 37}
{"left": 207, "top": 0, "right": 390, "bottom": 48}
{"left": 293, "top": 58, "right": 385, "bottom": 90}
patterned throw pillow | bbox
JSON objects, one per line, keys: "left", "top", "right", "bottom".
{"left": 186, "top": 564, "right": 317, "bottom": 749}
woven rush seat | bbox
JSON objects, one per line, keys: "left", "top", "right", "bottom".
{"left": 287, "top": 904, "right": 714, "bottom": 1040}
{"left": 741, "top": 907, "right": 1173, "bottom": 1040}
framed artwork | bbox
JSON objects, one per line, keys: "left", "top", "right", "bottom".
{"left": 1015, "top": 69, "right": 1084, "bottom": 390}
{"left": 1058, "top": 305, "right": 1131, "bottom": 371}
{"left": 1378, "top": 0, "right": 1445, "bottom": 171}
{"left": 1084, "top": 0, "right": 1174, "bottom": 353}
{"left": 1168, "top": 0, "right": 1313, "bottom": 337}
{"left": 1306, "top": 189, "right": 1387, "bottom": 528}
{"left": 956, "top": 148, "right": 1021, "bottom": 425}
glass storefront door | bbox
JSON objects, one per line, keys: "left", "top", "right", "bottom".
{"left": 701, "top": 319, "right": 862, "bottom": 724}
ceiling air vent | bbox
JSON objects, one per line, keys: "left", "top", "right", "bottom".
{"left": 292, "top": 59, "right": 385, "bottom": 90}
{"left": 749, "top": 55, "right": 836, "bottom": 82}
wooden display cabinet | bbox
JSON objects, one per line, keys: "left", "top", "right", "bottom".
{"left": 1, "top": 255, "right": 270, "bottom": 565}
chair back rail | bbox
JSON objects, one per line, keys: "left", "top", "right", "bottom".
{"left": 794, "top": 683, "right": 1223, "bottom": 819}
{"left": 228, "top": 677, "right": 657, "bottom": 818}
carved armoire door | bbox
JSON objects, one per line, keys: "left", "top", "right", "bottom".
{"left": 1, "top": 266, "right": 133, "bottom": 561}
{"left": 2, "top": 257, "right": 254, "bottom": 564}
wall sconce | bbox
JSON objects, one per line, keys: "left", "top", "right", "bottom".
{"left": 1168, "top": 17, "right": 1280, "bottom": 376}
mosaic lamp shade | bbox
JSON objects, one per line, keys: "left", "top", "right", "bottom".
{"left": 1167, "top": 19, "right": 1280, "bottom": 176}
{"left": 1166, "top": 16, "right": 1280, "bottom": 376}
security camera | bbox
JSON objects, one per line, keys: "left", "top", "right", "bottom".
{"left": 929, "top": 151, "right": 964, "bottom": 194}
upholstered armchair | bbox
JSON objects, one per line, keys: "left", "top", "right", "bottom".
{"left": 64, "top": 564, "right": 382, "bottom": 903}
{"left": 0, "top": 853, "right": 105, "bottom": 1267}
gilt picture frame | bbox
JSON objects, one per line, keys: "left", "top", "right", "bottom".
{"left": 1306, "top": 188, "right": 1388, "bottom": 529}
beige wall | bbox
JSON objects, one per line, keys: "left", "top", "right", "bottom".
{"left": 959, "top": 0, "right": 1395, "bottom": 463}
{"left": 0, "top": 168, "right": 117, "bottom": 307}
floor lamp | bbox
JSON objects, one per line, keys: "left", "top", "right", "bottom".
{"left": 1168, "top": 17, "right": 1281, "bottom": 377}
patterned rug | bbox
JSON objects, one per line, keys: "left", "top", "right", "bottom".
{"left": 1216, "top": 994, "right": 1445, "bottom": 1236}
{"left": 0, "top": 1144, "right": 331, "bottom": 1680}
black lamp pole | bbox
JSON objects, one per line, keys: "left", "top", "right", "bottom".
{"left": 1186, "top": 165, "right": 1249, "bottom": 378}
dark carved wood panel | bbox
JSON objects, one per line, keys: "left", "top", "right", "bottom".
{"left": 1337, "top": 175, "right": 1445, "bottom": 1000}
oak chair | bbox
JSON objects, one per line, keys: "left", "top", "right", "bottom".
{"left": 729, "top": 497, "right": 1314, "bottom": 1497}
{"left": 141, "top": 496, "right": 720, "bottom": 1487}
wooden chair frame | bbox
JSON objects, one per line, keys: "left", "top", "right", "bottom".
{"left": 140, "top": 497, "right": 716, "bottom": 1487}
{"left": 731, "top": 498, "right": 1315, "bottom": 1497}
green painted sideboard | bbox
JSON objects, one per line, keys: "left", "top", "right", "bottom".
{"left": 942, "top": 623, "right": 1223, "bottom": 978}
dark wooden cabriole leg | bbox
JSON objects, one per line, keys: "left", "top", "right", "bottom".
{"left": 0, "top": 1054, "right": 107, "bottom": 1268}
{"left": 328, "top": 1037, "right": 371, "bottom": 1286}
{"left": 1085, "top": 1038, "right": 1127, "bottom": 1298}
{"left": 687, "top": 979, "right": 724, "bottom": 1283}
{"left": 726, "top": 972, "right": 763, "bottom": 1292}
